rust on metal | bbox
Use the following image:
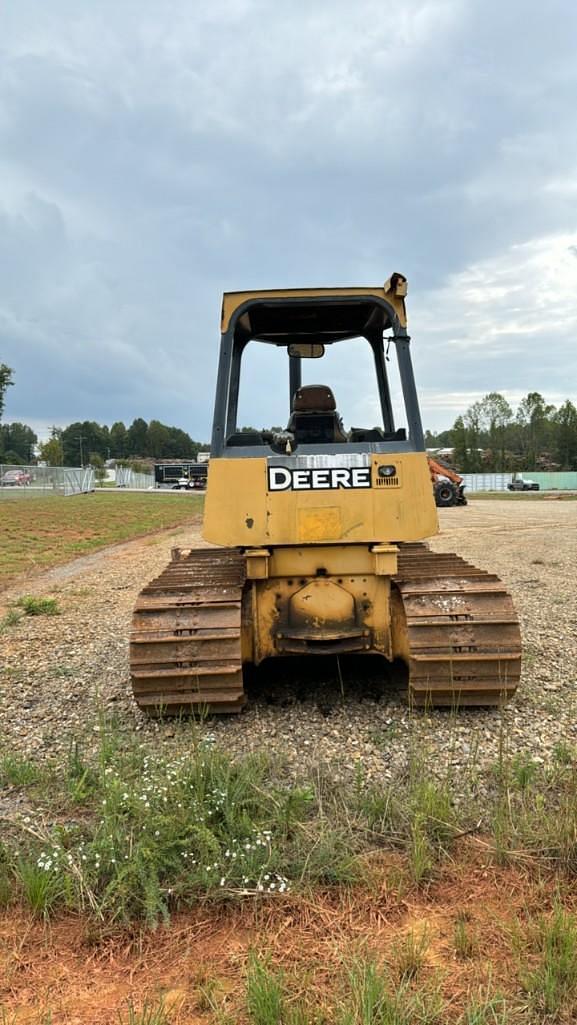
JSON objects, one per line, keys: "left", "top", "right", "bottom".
{"left": 130, "top": 542, "right": 521, "bottom": 714}
{"left": 394, "top": 543, "right": 522, "bottom": 706}
{"left": 130, "top": 548, "right": 246, "bottom": 714}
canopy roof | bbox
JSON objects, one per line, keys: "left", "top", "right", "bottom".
{"left": 221, "top": 276, "right": 408, "bottom": 343}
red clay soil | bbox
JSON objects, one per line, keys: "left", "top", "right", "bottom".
{"left": 0, "top": 846, "right": 570, "bottom": 1024}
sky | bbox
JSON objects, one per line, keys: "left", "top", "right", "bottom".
{"left": 1, "top": 0, "right": 577, "bottom": 443}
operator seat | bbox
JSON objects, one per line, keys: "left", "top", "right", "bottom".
{"left": 288, "top": 385, "right": 347, "bottom": 444}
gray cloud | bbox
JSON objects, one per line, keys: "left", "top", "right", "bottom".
{"left": 1, "top": 0, "right": 577, "bottom": 439}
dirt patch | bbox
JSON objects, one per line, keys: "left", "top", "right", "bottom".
{"left": 0, "top": 847, "right": 571, "bottom": 1023}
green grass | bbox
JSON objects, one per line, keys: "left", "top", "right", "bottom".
{"left": 246, "top": 954, "right": 286, "bottom": 1025}
{"left": 15, "top": 857, "right": 64, "bottom": 919}
{"left": 522, "top": 905, "right": 577, "bottom": 1017}
{"left": 241, "top": 954, "right": 446, "bottom": 1025}
{"left": 335, "top": 958, "right": 444, "bottom": 1024}
{"left": 6, "top": 726, "right": 577, "bottom": 1022}
{"left": 0, "top": 608, "right": 23, "bottom": 631}
{"left": 4, "top": 718, "right": 577, "bottom": 931}
{"left": 454, "top": 913, "right": 477, "bottom": 960}
{"left": 357, "top": 757, "right": 457, "bottom": 883}
{"left": 240, "top": 955, "right": 523, "bottom": 1024}
{"left": 3, "top": 724, "right": 306, "bottom": 923}
{"left": 15, "top": 595, "right": 60, "bottom": 616}
{"left": 0, "top": 492, "right": 203, "bottom": 585}
{"left": 118, "top": 1002, "right": 169, "bottom": 1025}
{"left": 459, "top": 993, "right": 513, "bottom": 1024}
{"left": 0, "top": 753, "right": 45, "bottom": 787}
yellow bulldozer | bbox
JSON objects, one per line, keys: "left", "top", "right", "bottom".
{"left": 130, "top": 275, "right": 521, "bottom": 712}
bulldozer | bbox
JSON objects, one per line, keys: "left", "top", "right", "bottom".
{"left": 130, "top": 275, "right": 521, "bottom": 711}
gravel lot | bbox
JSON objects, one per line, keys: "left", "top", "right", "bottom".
{"left": 1, "top": 499, "right": 576, "bottom": 799}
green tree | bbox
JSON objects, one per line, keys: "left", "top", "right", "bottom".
{"left": 424, "top": 427, "right": 454, "bottom": 449}
{"left": 462, "top": 402, "right": 483, "bottom": 471}
{"left": 3, "top": 450, "right": 24, "bottom": 464}
{"left": 0, "top": 422, "right": 37, "bottom": 463}
{"left": 89, "top": 451, "right": 107, "bottom": 486}
{"left": 126, "top": 417, "right": 148, "bottom": 456}
{"left": 165, "top": 426, "right": 198, "bottom": 459}
{"left": 477, "top": 392, "right": 513, "bottom": 470}
{"left": 451, "top": 415, "right": 468, "bottom": 470}
{"left": 39, "top": 428, "right": 64, "bottom": 466}
{"left": 146, "top": 419, "right": 171, "bottom": 458}
{"left": 61, "top": 421, "right": 108, "bottom": 466}
{"left": 110, "top": 421, "right": 127, "bottom": 459}
{"left": 0, "top": 364, "right": 13, "bottom": 421}
{"left": 516, "top": 392, "right": 555, "bottom": 468}
{"left": 553, "top": 400, "right": 577, "bottom": 469}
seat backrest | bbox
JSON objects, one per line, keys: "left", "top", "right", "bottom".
{"left": 292, "top": 385, "right": 336, "bottom": 413}
{"left": 289, "top": 384, "right": 346, "bottom": 443}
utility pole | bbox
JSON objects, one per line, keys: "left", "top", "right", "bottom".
{"left": 78, "top": 435, "right": 85, "bottom": 467}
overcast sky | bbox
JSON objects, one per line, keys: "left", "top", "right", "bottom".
{"left": 2, "top": 0, "right": 577, "bottom": 442}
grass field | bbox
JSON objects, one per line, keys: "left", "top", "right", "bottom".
{"left": 0, "top": 492, "right": 203, "bottom": 587}
{"left": 3, "top": 723, "right": 577, "bottom": 1022}
{"left": 1, "top": 498, "right": 577, "bottom": 1020}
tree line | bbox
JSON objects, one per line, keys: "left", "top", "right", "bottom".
{"left": 2, "top": 362, "right": 575, "bottom": 472}
{"left": 37, "top": 419, "right": 209, "bottom": 467}
{"left": 425, "top": 392, "right": 577, "bottom": 472}
{"left": 0, "top": 416, "right": 209, "bottom": 467}
{"left": 0, "top": 367, "right": 208, "bottom": 466}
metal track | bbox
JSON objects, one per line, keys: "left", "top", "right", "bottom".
{"left": 130, "top": 548, "right": 246, "bottom": 714}
{"left": 130, "top": 542, "right": 521, "bottom": 714}
{"left": 395, "top": 543, "right": 521, "bottom": 706}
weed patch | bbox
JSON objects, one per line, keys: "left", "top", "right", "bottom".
{"left": 357, "top": 753, "right": 458, "bottom": 882}
{"left": 118, "top": 1002, "right": 169, "bottom": 1025}
{"left": 0, "top": 753, "right": 44, "bottom": 787}
{"left": 0, "top": 608, "right": 22, "bottom": 630}
{"left": 15, "top": 595, "right": 59, "bottom": 616}
{"left": 5, "top": 720, "right": 577, "bottom": 936}
{"left": 5, "top": 726, "right": 309, "bottom": 923}
{"left": 522, "top": 904, "right": 577, "bottom": 1017}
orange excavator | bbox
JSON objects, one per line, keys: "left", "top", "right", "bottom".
{"left": 428, "top": 457, "right": 467, "bottom": 507}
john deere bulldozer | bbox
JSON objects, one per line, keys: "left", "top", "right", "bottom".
{"left": 130, "top": 275, "right": 521, "bottom": 711}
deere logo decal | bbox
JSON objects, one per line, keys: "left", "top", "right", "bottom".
{"left": 268, "top": 466, "right": 371, "bottom": 491}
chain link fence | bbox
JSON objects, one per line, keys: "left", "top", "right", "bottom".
{"left": 461, "top": 473, "right": 513, "bottom": 492}
{"left": 461, "top": 472, "right": 577, "bottom": 491}
{"left": 0, "top": 464, "right": 95, "bottom": 498}
{"left": 115, "top": 466, "right": 155, "bottom": 489}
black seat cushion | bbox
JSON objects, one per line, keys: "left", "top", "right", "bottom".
{"left": 349, "top": 427, "right": 407, "bottom": 443}
{"left": 226, "top": 431, "right": 264, "bottom": 446}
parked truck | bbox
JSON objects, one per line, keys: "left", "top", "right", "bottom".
{"left": 154, "top": 462, "right": 208, "bottom": 490}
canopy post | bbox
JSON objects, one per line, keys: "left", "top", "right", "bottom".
{"left": 289, "top": 355, "right": 302, "bottom": 413}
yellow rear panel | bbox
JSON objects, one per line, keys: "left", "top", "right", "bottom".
{"left": 203, "top": 452, "right": 438, "bottom": 546}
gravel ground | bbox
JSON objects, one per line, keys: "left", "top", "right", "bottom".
{"left": 1, "top": 499, "right": 576, "bottom": 801}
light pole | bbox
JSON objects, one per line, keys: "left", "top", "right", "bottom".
{"left": 78, "top": 435, "right": 85, "bottom": 467}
